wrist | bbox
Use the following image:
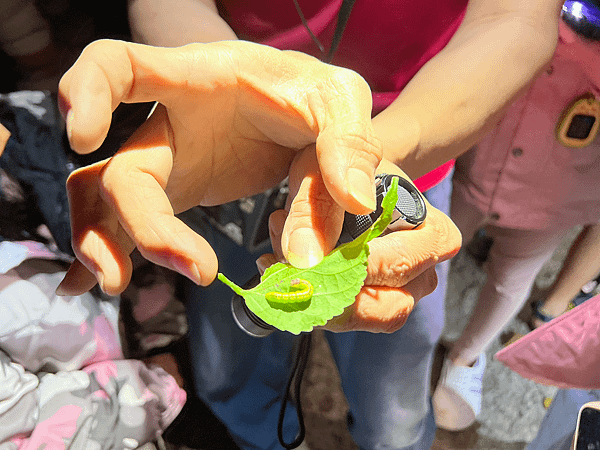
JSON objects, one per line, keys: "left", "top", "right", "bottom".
{"left": 373, "top": 110, "right": 422, "bottom": 178}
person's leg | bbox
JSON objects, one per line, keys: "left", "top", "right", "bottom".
{"left": 434, "top": 224, "right": 569, "bottom": 430}
{"left": 531, "top": 223, "right": 600, "bottom": 328}
{"left": 527, "top": 389, "right": 600, "bottom": 450}
{"left": 449, "top": 180, "right": 489, "bottom": 249}
{"left": 327, "top": 280, "right": 445, "bottom": 450}
{"left": 448, "top": 225, "right": 569, "bottom": 367}
{"left": 183, "top": 225, "right": 299, "bottom": 450}
{"left": 327, "top": 174, "right": 452, "bottom": 450}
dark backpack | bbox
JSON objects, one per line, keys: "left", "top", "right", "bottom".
{"left": 0, "top": 91, "right": 73, "bottom": 254}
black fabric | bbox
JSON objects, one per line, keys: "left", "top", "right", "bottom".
{"left": 0, "top": 92, "right": 73, "bottom": 254}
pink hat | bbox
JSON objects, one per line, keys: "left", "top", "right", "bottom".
{"left": 496, "top": 294, "right": 600, "bottom": 389}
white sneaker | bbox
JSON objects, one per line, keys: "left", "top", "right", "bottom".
{"left": 432, "top": 353, "right": 486, "bottom": 431}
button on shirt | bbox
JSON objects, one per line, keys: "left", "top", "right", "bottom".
{"left": 453, "top": 25, "right": 600, "bottom": 231}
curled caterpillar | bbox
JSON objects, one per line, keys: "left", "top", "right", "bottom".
{"left": 265, "top": 278, "right": 314, "bottom": 303}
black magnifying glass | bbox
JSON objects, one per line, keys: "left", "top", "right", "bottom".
{"left": 231, "top": 173, "right": 427, "bottom": 337}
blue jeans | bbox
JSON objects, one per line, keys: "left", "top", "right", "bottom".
{"left": 184, "top": 175, "right": 452, "bottom": 450}
{"left": 527, "top": 389, "right": 600, "bottom": 450}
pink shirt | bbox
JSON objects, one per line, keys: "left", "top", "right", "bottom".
{"left": 453, "top": 22, "right": 600, "bottom": 231}
{"left": 218, "top": 0, "right": 467, "bottom": 191}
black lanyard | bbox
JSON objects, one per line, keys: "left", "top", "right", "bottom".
{"left": 277, "top": 3, "right": 357, "bottom": 448}
{"left": 292, "top": 0, "right": 357, "bottom": 62}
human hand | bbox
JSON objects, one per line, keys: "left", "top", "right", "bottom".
{"left": 260, "top": 154, "right": 461, "bottom": 333}
{"left": 0, "top": 123, "right": 9, "bottom": 156}
{"left": 56, "top": 39, "right": 381, "bottom": 295}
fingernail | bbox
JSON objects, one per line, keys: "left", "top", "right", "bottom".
{"left": 66, "top": 110, "right": 74, "bottom": 144}
{"left": 96, "top": 271, "right": 105, "bottom": 292}
{"left": 171, "top": 258, "right": 201, "bottom": 285}
{"left": 55, "top": 281, "right": 67, "bottom": 296}
{"left": 346, "top": 167, "right": 376, "bottom": 212}
{"left": 286, "top": 228, "right": 324, "bottom": 269}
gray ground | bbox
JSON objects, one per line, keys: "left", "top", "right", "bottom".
{"left": 441, "top": 225, "right": 583, "bottom": 448}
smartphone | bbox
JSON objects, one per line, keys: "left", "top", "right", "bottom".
{"left": 574, "top": 401, "right": 600, "bottom": 450}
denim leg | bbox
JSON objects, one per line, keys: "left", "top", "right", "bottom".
{"left": 185, "top": 171, "right": 452, "bottom": 450}
{"left": 184, "top": 229, "right": 299, "bottom": 450}
{"left": 326, "top": 175, "right": 452, "bottom": 450}
{"left": 527, "top": 389, "right": 600, "bottom": 450}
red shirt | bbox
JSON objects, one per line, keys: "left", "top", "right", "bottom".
{"left": 218, "top": 0, "right": 467, "bottom": 190}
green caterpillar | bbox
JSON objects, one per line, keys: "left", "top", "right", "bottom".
{"left": 265, "top": 278, "right": 314, "bottom": 303}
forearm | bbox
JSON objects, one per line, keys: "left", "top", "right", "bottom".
{"left": 374, "top": 3, "right": 562, "bottom": 179}
{"left": 128, "top": 0, "right": 237, "bottom": 46}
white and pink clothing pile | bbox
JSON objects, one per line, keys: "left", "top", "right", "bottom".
{"left": 0, "top": 240, "right": 186, "bottom": 450}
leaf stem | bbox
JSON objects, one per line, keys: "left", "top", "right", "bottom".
{"left": 217, "top": 272, "right": 245, "bottom": 296}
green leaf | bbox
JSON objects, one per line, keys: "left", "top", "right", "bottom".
{"left": 369, "top": 175, "right": 399, "bottom": 241}
{"left": 218, "top": 177, "right": 399, "bottom": 334}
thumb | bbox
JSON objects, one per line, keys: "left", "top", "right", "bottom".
{"left": 316, "top": 119, "right": 381, "bottom": 215}
{"left": 308, "top": 67, "right": 382, "bottom": 215}
{"left": 281, "top": 146, "right": 344, "bottom": 268}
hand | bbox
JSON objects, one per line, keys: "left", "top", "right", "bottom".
{"left": 260, "top": 154, "right": 461, "bottom": 333}
{"left": 0, "top": 123, "right": 9, "bottom": 156}
{"left": 56, "top": 39, "right": 382, "bottom": 295}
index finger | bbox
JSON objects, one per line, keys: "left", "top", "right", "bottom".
{"left": 59, "top": 40, "right": 381, "bottom": 214}
{"left": 58, "top": 39, "right": 206, "bottom": 154}
{"left": 97, "top": 105, "right": 219, "bottom": 289}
